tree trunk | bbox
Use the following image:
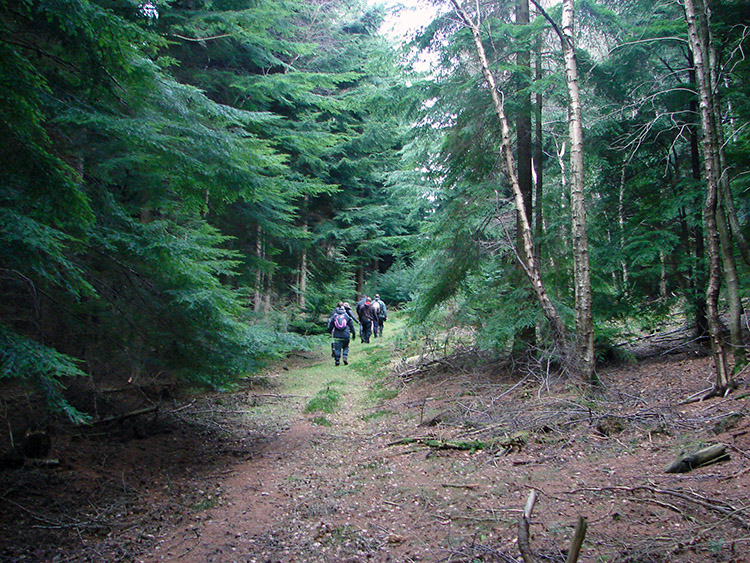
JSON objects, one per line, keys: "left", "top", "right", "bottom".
{"left": 561, "top": 0, "right": 595, "bottom": 384}
{"left": 618, "top": 163, "right": 629, "bottom": 296}
{"left": 253, "top": 225, "right": 264, "bottom": 313}
{"left": 516, "top": 0, "right": 533, "bottom": 266}
{"left": 354, "top": 264, "right": 365, "bottom": 301}
{"left": 689, "top": 82, "right": 709, "bottom": 344}
{"left": 449, "top": 0, "right": 571, "bottom": 362}
{"left": 298, "top": 222, "right": 308, "bottom": 310}
{"left": 716, "top": 204, "right": 745, "bottom": 367}
{"left": 516, "top": 0, "right": 536, "bottom": 350}
{"left": 704, "top": 21, "right": 746, "bottom": 368}
{"left": 533, "top": 32, "right": 544, "bottom": 274}
{"left": 704, "top": 23, "right": 750, "bottom": 269}
{"left": 683, "top": 0, "right": 732, "bottom": 391}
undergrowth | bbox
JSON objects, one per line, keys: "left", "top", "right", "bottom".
{"left": 305, "top": 384, "right": 342, "bottom": 414}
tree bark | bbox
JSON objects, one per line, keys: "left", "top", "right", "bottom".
{"left": 530, "top": 0, "right": 594, "bottom": 382}
{"left": 533, "top": 32, "right": 544, "bottom": 275}
{"left": 683, "top": 0, "right": 732, "bottom": 391}
{"left": 617, "top": 163, "right": 629, "bottom": 296}
{"left": 688, "top": 76, "right": 709, "bottom": 344}
{"left": 449, "top": 0, "right": 571, "bottom": 361}
{"left": 298, "top": 222, "right": 308, "bottom": 310}
{"left": 704, "top": 19, "right": 746, "bottom": 368}
{"left": 516, "top": 0, "right": 536, "bottom": 350}
{"left": 253, "top": 225, "right": 264, "bottom": 313}
{"left": 516, "top": 0, "right": 533, "bottom": 266}
{"left": 704, "top": 21, "right": 750, "bottom": 269}
{"left": 664, "top": 443, "right": 729, "bottom": 473}
{"left": 561, "top": 0, "right": 595, "bottom": 384}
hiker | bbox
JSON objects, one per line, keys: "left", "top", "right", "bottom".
{"left": 357, "top": 297, "right": 377, "bottom": 343}
{"left": 327, "top": 303, "right": 355, "bottom": 366}
{"left": 373, "top": 294, "right": 387, "bottom": 337}
{"left": 328, "top": 302, "right": 344, "bottom": 358}
{"left": 343, "top": 302, "right": 359, "bottom": 327}
{"left": 370, "top": 299, "right": 381, "bottom": 338}
{"left": 355, "top": 294, "right": 367, "bottom": 315}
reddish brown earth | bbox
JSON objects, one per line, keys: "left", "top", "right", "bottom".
{"left": 1, "top": 337, "right": 749, "bottom": 563}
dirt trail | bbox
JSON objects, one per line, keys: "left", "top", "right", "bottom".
{"left": 3, "top": 324, "right": 750, "bottom": 563}
{"left": 139, "top": 333, "right": 462, "bottom": 563}
{"left": 136, "top": 334, "right": 750, "bottom": 563}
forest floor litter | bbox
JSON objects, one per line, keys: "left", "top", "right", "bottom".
{"left": 1, "top": 325, "right": 749, "bottom": 562}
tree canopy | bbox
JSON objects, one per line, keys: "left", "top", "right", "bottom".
{"left": 2, "top": 0, "right": 749, "bottom": 419}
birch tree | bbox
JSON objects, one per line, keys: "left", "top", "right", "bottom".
{"left": 530, "top": 0, "right": 595, "bottom": 383}
{"left": 448, "top": 0, "right": 573, "bottom": 368}
{"left": 682, "top": 0, "right": 732, "bottom": 392}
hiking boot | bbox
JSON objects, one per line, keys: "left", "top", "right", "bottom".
{"left": 335, "top": 361, "right": 340, "bottom": 366}
{"left": 343, "top": 359, "right": 348, "bottom": 365}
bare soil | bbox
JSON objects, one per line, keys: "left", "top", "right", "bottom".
{"left": 1, "top": 336, "right": 749, "bottom": 563}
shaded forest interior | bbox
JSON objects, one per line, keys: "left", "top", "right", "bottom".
{"left": 2, "top": 0, "right": 750, "bottom": 559}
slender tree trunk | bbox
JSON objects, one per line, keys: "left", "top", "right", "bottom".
{"left": 618, "top": 163, "right": 629, "bottom": 296}
{"left": 516, "top": 0, "right": 536, "bottom": 350}
{"left": 704, "top": 21, "right": 750, "bottom": 269}
{"left": 449, "top": 0, "right": 571, "bottom": 362}
{"left": 689, "top": 78, "right": 709, "bottom": 344}
{"left": 717, "top": 203, "right": 745, "bottom": 367}
{"left": 533, "top": 32, "right": 544, "bottom": 275}
{"left": 561, "top": 0, "right": 595, "bottom": 384}
{"left": 356, "top": 266, "right": 363, "bottom": 297}
{"left": 298, "top": 235, "right": 308, "bottom": 310}
{"left": 298, "top": 199, "right": 309, "bottom": 310}
{"left": 683, "top": 0, "right": 732, "bottom": 390}
{"left": 704, "top": 20, "right": 746, "bottom": 368}
{"left": 254, "top": 225, "right": 264, "bottom": 313}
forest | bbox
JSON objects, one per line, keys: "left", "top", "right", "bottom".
{"left": 1, "top": 0, "right": 750, "bottom": 560}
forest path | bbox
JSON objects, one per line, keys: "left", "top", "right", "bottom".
{"left": 133, "top": 322, "right": 750, "bottom": 563}
{"left": 137, "top": 319, "right": 498, "bottom": 563}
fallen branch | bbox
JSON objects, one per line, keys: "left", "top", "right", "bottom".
{"left": 569, "top": 484, "right": 750, "bottom": 528}
{"left": 664, "top": 443, "right": 730, "bottom": 473}
{"left": 387, "top": 437, "right": 487, "bottom": 451}
{"left": 518, "top": 490, "right": 537, "bottom": 563}
{"left": 566, "top": 516, "right": 587, "bottom": 563}
{"left": 442, "top": 483, "right": 480, "bottom": 490}
{"left": 92, "top": 405, "right": 158, "bottom": 425}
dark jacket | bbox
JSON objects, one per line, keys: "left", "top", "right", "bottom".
{"left": 328, "top": 307, "right": 354, "bottom": 339}
{"left": 358, "top": 301, "right": 377, "bottom": 325}
{"left": 344, "top": 305, "right": 359, "bottom": 325}
{"left": 355, "top": 298, "right": 367, "bottom": 317}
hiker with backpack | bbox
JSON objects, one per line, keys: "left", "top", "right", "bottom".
{"left": 356, "top": 297, "right": 377, "bottom": 343}
{"left": 370, "top": 299, "right": 381, "bottom": 338}
{"left": 327, "top": 303, "right": 355, "bottom": 366}
{"left": 373, "top": 294, "right": 387, "bottom": 337}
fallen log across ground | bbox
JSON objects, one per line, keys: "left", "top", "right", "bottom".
{"left": 664, "top": 443, "right": 730, "bottom": 473}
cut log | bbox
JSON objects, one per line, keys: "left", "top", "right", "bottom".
{"left": 664, "top": 443, "right": 729, "bottom": 473}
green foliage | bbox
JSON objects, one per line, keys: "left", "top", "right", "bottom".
{"left": 366, "top": 261, "right": 421, "bottom": 305}
{"left": 0, "top": 0, "right": 415, "bottom": 421}
{"left": 305, "top": 385, "right": 342, "bottom": 414}
{"left": 0, "top": 326, "right": 90, "bottom": 424}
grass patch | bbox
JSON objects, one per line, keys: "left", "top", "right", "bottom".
{"left": 305, "top": 385, "right": 342, "bottom": 414}
{"left": 349, "top": 345, "right": 392, "bottom": 377}
{"left": 369, "top": 382, "right": 399, "bottom": 401}
{"left": 311, "top": 415, "right": 333, "bottom": 426}
{"left": 360, "top": 409, "right": 395, "bottom": 422}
